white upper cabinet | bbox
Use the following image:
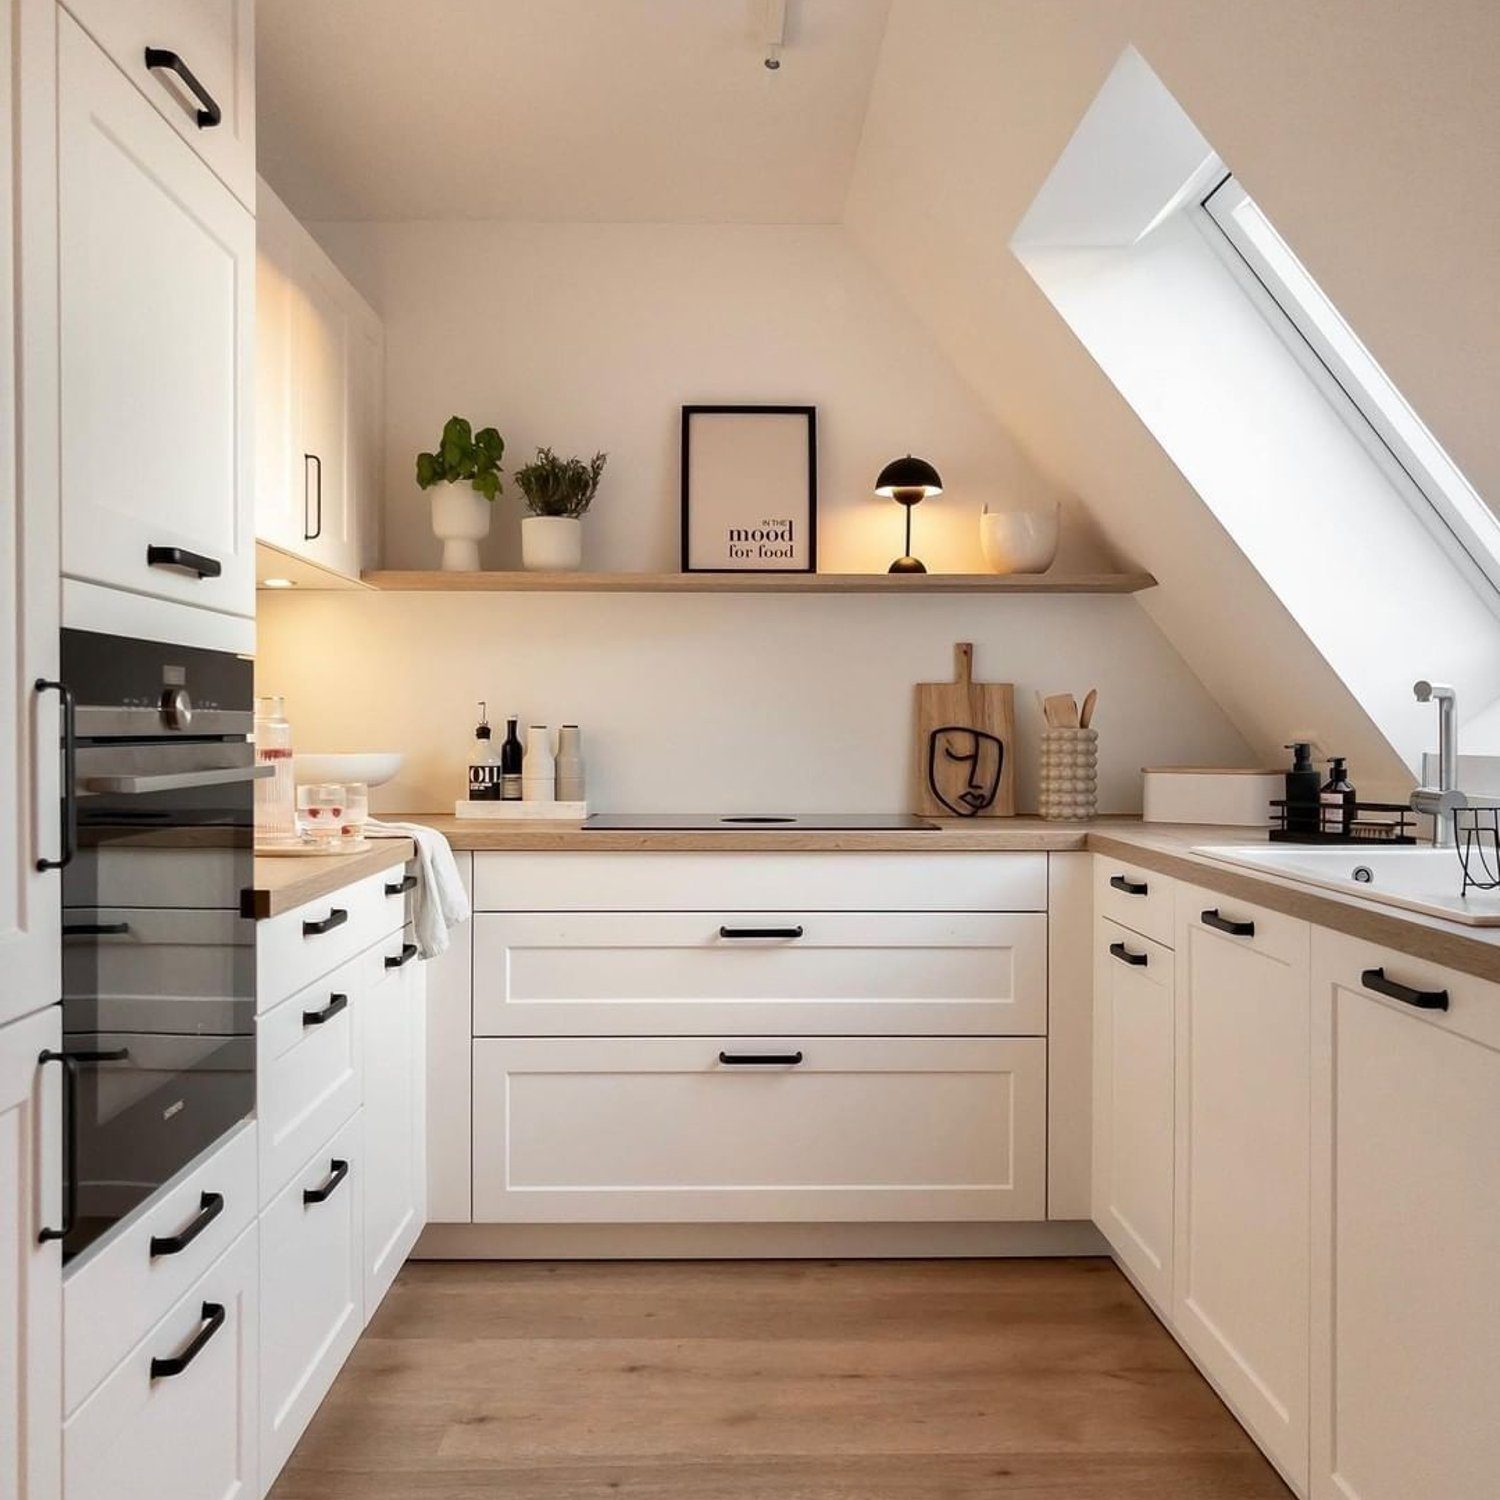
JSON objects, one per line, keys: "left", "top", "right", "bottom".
{"left": 60, "top": 0, "right": 254, "bottom": 211}
{"left": 58, "top": 14, "right": 255, "bottom": 624}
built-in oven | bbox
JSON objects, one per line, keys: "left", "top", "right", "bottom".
{"left": 53, "top": 628, "right": 262, "bottom": 1266}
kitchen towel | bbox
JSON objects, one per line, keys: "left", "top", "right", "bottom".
{"left": 366, "top": 820, "right": 471, "bottom": 959}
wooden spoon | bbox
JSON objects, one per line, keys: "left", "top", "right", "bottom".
{"left": 1080, "top": 688, "right": 1098, "bottom": 728}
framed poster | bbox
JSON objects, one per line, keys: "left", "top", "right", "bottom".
{"left": 680, "top": 405, "right": 817, "bottom": 572}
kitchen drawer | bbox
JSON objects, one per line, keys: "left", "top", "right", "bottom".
{"left": 472, "top": 1036, "right": 1047, "bottom": 1224}
{"left": 473, "top": 910, "right": 1047, "bottom": 1036}
{"left": 257, "top": 948, "right": 374, "bottom": 1206}
{"left": 65, "top": 1120, "right": 256, "bottom": 1416}
{"left": 259, "top": 1110, "right": 363, "bottom": 1484}
{"left": 257, "top": 871, "right": 402, "bottom": 1013}
{"left": 1176, "top": 881, "right": 1309, "bottom": 968}
{"left": 1094, "top": 855, "right": 1175, "bottom": 947}
{"left": 473, "top": 851, "right": 1047, "bottom": 913}
{"left": 64, "top": 1221, "right": 258, "bottom": 1500}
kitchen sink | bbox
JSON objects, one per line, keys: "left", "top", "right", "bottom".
{"left": 1193, "top": 844, "right": 1500, "bottom": 926}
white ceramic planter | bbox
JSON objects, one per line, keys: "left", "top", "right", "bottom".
{"left": 980, "top": 502, "right": 1060, "bottom": 575}
{"left": 430, "top": 489, "right": 492, "bottom": 571}
{"left": 521, "top": 515, "right": 583, "bottom": 572}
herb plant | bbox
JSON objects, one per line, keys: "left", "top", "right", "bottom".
{"left": 415, "top": 416, "right": 505, "bottom": 501}
{"left": 513, "top": 448, "right": 607, "bottom": 518}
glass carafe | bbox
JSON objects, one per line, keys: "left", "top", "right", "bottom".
{"left": 253, "top": 695, "right": 297, "bottom": 844}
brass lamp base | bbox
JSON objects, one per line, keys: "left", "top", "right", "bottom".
{"left": 888, "top": 556, "right": 927, "bottom": 574}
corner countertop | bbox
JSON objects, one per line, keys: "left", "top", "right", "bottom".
{"left": 247, "top": 837, "right": 414, "bottom": 920}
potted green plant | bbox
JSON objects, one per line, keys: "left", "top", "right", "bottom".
{"left": 415, "top": 416, "right": 505, "bottom": 571}
{"left": 513, "top": 447, "right": 607, "bottom": 571}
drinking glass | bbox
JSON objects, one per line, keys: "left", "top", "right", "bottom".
{"left": 296, "top": 783, "right": 346, "bottom": 845}
{"left": 338, "top": 783, "right": 369, "bottom": 847}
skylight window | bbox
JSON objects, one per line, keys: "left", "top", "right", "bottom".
{"left": 1200, "top": 175, "right": 1500, "bottom": 603}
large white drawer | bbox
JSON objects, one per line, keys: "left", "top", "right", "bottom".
{"left": 473, "top": 851, "right": 1047, "bottom": 913}
{"left": 472, "top": 1036, "right": 1047, "bottom": 1224}
{"left": 472, "top": 910, "right": 1047, "bottom": 1036}
{"left": 64, "top": 1220, "right": 259, "bottom": 1500}
{"left": 65, "top": 1120, "right": 256, "bottom": 1415}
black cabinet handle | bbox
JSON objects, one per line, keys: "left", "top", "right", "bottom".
{"left": 149, "top": 1191, "right": 225, "bottom": 1258}
{"left": 142, "top": 48, "right": 222, "bottom": 128}
{"left": 718, "top": 925, "right": 805, "bottom": 940}
{"left": 717, "top": 1051, "right": 804, "bottom": 1066}
{"left": 146, "top": 545, "right": 222, "bottom": 579}
{"left": 150, "top": 1302, "right": 226, "bottom": 1380}
{"left": 303, "top": 454, "right": 323, "bottom": 540}
{"left": 384, "top": 942, "right": 418, "bottom": 969}
{"left": 302, "top": 992, "right": 349, "bottom": 1027}
{"left": 1201, "top": 908, "right": 1255, "bottom": 938}
{"left": 1360, "top": 967, "right": 1450, "bottom": 1012}
{"left": 33, "top": 679, "right": 76, "bottom": 872}
{"left": 302, "top": 907, "right": 348, "bottom": 937}
{"left": 37, "top": 1050, "right": 78, "bottom": 1245}
{"left": 63, "top": 921, "right": 131, "bottom": 937}
{"left": 303, "top": 1158, "right": 350, "bottom": 1205}
{"left": 1109, "top": 874, "right": 1149, "bottom": 896}
{"left": 1109, "top": 940, "right": 1148, "bottom": 967}
{"left": 385, "top": 873, "right": 418, "bottom": 897}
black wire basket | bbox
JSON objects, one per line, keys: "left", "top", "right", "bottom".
{"left": 1455, "top": 806, "right": 1500, "bottom": 894}
{"left": 1268, "top": 799, "right": 1416, "bottom": 845}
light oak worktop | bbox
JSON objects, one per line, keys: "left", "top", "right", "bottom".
{"left": 247, "top": 838, "right": 414, "bottom": 920}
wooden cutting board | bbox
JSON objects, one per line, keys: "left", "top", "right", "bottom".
{"left": 913, "top": 642, "right": 1016, "bottom": 818}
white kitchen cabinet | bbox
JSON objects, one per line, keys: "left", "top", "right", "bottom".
{"left": 0, "top": 1006, "right": 63, "bottom": 1500}
{"left": 1175, "top": 888, "right": 1311, "bottom": 1492}
{"left": 58, "top": 13, "right": 255, "bottom": 627}
{"left": 472, "top": 1035, "right": 1047, "bottom": 1224}
{"left": 1091, "top": 915, "right": 1175, "bottom": 1311}
{"left": 1310, "top": 930, "right": 1500, "bottom": 1500}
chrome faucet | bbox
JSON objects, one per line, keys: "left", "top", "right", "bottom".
{"left": 1411, "top": 680, "right": 1465, "bottom": 847}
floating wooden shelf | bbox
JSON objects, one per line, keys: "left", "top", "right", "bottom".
{"left": 359, "top": 570, "right": 1157, "bottom": 595}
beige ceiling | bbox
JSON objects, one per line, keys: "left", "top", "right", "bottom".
{"left": 256, "top": 0, "right": 893, "bottom": 222}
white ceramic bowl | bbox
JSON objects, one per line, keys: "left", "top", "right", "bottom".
{"left": 294, "top": 752, "right": 405, "bottom": 788}
{"left": 980, "top": 503, "right": 1060, "bottom": 574}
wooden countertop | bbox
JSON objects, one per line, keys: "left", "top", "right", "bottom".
{"left": 247, "top": 838, "right": 414, "bottom": 920}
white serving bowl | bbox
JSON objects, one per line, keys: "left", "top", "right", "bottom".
{"left": 980, "top": 502, "right": 1060, "bottom": 574}
{"left": 294, "top": 752, "right": 405, "bottom": 788}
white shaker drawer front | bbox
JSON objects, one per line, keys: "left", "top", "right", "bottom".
{"left": 1094, "top": 855, "right": 1175, "bottom": 948}
{"left": 64, "top": 1221, "right": 259, "bottom": 1500}
{"left": 257, "top": 871, "right": 399, "bottom": 1014}
{"left": 473, "top": 852, "right": 1047, "bottom": 913}
{"left": 65, "top": 1121, "right": 256, "bottom": 1416}
{"left": 472, "top": 910, "right": 1047, "bottom": 1037}
{"left": 471, "top": 1036, "right": 1047, "bottom": 1224}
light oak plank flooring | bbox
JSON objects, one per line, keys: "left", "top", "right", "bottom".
{"left": 270, "top": 1258, "right": 1292, "bottom": 1499}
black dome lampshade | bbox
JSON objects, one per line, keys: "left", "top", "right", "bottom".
{"left": 875, "top": 455, "right": 943, "bottom": 573}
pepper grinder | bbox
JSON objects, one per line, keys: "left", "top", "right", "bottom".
{"left": 522, "top": 724, "right": 555, "bottom": 803}
{"left": 555, "top": 725, "right": 585, "bottom": 803}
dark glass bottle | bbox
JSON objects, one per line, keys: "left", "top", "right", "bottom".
{"left": 500, "top": 716, "right": 524, "bottom": 800}
{"left": 1320, "top": 756, "right": 1356, "bottom": 837}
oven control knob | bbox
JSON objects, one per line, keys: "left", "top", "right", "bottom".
{"left": 160, "top": 686, "right": 193, "bottom": 729}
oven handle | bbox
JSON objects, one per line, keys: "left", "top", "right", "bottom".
{"left": 81, "top": 764, "right": 275, "bottom": 795}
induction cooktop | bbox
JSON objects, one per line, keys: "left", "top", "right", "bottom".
{"left": 582, "top": 813, "right": 939, "bottom": 831}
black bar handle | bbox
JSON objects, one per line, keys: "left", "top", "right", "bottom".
{"left": 1109, "top": 874, "right": 1149, "bottom": 896}
{"left": 146, "top": 544, "right": 222, "bottom": 579}
{"left": 143, "top": 48, "right": 222, "bottom": 128}
{"left": 150, "top": 1302, "right": 226, "bottom": 1380}
{"left": 34, "top": 679, "right": 76, "bottom": 872}
{"left": 149, "top": 1191, "right": 225, "bottom": 1258}
{"left": 1109, "top": 940, "right": 1148, "bottom": 967}
{"left": 66, "top": 1047, "right": 131, "bottom": 1064}
{"left": 1360, "top": 967, "right": 1450, "bottom": 1012}
{"left": 384, "top": 942, "right": 418, "bottom": 969}
{"left": 303, "top": 1158, "right": 350, "bottom": 1205}
{"left": 303, "top": 454, "right": 323, "bottom": 540}
{"left": 302, "top": 992, "right": 349, "bottom": 1027}
{"left": 385, "top": 873, "right": 418, "bottom": 897}
{"left": 63, "top": 921, "right": 131, "bottom": 937}
{"left": 718, "top": 925, "right": 805, "bottom": 940}
{"left": 37, "top": 1050, "right": 78, "bottom": 1245}
{"left": 302, "top": 907, "right": 348, "bottom": 937}
{"left": 1201, "top": 908, "right": 1256, "bottom": 938}
{"left": 717, "top": 1051, "right": 805, "bottom": 1066}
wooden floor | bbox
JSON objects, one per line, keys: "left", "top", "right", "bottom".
{"left": 270, "top": 1258, "right": 1293, "bottom": 1499}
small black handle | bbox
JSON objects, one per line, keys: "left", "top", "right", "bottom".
{"left": 149, "top": 1191, "right": 225, "bottom": 1258}
{"left": 385, "top": 873, "right": 418, "bottom": 897}
{"left": 34, "top": 680, "right": 76, "bottom": 872}
{"left": 303, "top": 454, "right": 323, "bottom": 541}
{"left": 62, "top": 921, "right": 131, "bottom": 937}
{"left": 302, "top": 907, "right": 348, "bottom": 937}
{"left": 302, "top": 992, "right": 349, "bottom": 1027}
{"left": 1109, "top": 874, "right": 1149, "bottom": 896}
{"left": 150, "top": 1302, "right": 226, "bottom": 1380}
{"left": 384, "top": 942, "right": 418, "bottom": 969}
{"left": 1201, "top": 908, "right": 1256, "bottom": 938}
{"left": 718, "top": 925, "right": 805, "bottom": 940}
{"left": 303, "top": 1158, "right": 350, "bottom": 1205}
{"left": 146, "top": 545, "right": 222, "bottom": 579}
{"left": 37, "top": 1050, "right": 78, "bottom": 1245}
{"left": 1360, "top": 967, "right": 1449, "bottom": 1012}
{"left": 1109, "top": 940, "right": 1148, "bottom": 967}
{"left": 142, "top": 48, "right": 222, "bottom": 128}
{"left": 717, "top": 1051, "right": 805, "bottom": 1066}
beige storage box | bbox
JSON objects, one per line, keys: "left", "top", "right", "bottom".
{"left": 1142, "top": 767, "right": 1281, "bottom": 827}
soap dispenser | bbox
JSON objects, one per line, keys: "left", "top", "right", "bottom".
{"left": 1320, "top": 757, "right": 1356, "bottom": 837}
{"left": 1284, "top": 742, "right": 1321, "bottom": 836}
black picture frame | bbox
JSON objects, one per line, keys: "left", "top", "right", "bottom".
{"left": 680, "top": 404, "right": 818, "bottom": 573}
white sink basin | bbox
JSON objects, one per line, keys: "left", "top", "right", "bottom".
{"left": 1193, "top": 844, "right": 1500, "bottom": 927}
